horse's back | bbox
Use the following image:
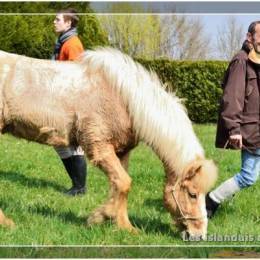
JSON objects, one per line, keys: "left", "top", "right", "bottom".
{"left": 0, "top": 51, "right": 137, "bottom": 153}
{"left": 0, "top": 54, "right": 87, "bottom": 145}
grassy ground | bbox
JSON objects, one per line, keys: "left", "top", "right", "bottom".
{"left": 0, "top": 124, "right": 259, "bottom": 257}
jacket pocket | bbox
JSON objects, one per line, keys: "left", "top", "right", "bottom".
{"left": 241, "top": 120, "right": 259, "bottom": 145}
{"left": 246, "top": 69, "right": 257, "bottom": 96}
{"left": 241, "top": 112, "right": 258, "bottom": 123}
{"left": 241, "top": 111, "right": 258, "bottom": 139}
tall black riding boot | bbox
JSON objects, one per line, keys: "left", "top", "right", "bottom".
{"left": 61, "top": 155, "right": 87, "bottom": 196}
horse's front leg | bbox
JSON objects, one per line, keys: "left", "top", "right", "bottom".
{"left": 87, "top": 144, "right": 136, "bottom": 233}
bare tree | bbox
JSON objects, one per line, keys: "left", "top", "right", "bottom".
{"left": 98, "top": 3, "right": 211, "bottom": 59}
{"left": 97, "top": 3, "right": 161, "bottom": 58}
{"left": 99, "top": 14, "right": 162, "bottom": 58}
{"left": 159, "top": 16, "right": 211, "bottom": 60}
{"left": 217, "top": 16, "right": 244, "bottom": 60}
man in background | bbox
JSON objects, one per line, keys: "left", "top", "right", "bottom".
{"left": 53, "top": 8, "right": 87, "bottom": 196}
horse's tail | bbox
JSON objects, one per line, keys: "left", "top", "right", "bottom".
{"left": 80, "top": 47, "right": 204, "bottom": 171}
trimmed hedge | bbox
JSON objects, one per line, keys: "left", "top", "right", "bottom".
{"left": 138, "top": 59, "right": 228, "bottom": 123}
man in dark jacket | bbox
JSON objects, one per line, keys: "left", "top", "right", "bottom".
{"left": 206, "top": 21, "right": 260, "bottom": 217}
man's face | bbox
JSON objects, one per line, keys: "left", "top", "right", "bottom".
{"left": 54, "top": 14, "right": 71, "bottom": 34}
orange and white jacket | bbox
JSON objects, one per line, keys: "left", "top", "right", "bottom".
{"left": 57, "top": 36, "right": 84, "bottom": 61}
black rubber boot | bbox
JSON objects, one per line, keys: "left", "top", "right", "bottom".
{"left": 206, "top": 193, "right": 220, "bottom": 218}
{"left": 61, "top": 155, "right": 87, "bottom": 196}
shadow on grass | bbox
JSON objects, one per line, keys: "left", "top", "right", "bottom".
{"left": 0, "top": 170, "right": 65, "bottom": 192}
{"left": 130, "top": 215, "right": 178, "bottom": 237}
{"left": 32, "top": 206, "right": 177, "bottom": 236}
{"left": 28, "top": 204, "right": 87, "bottom": 226}
{"left": 125, "top": 198, "right": 179, "bottom": 237}
{"left": 0, "top": 197, "right": 86, "bottom": 227}
{"left": 0, "top": 195, "right": 179, "bottom": 241}
{"left": 143, "top": 198, "right": 165, "bottom": 212}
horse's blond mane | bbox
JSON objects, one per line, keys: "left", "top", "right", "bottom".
{"left": 80, "top": 47, "right": 204, "bottom": 176}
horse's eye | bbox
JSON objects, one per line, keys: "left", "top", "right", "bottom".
{"left": 188, "top": 192, "right": 197, "bottom": 199}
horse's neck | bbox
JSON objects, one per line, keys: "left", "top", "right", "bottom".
{"left": 162, "top": 159, "right": 178, "bottom": 181}
{"left": 148, "top": 123, "right": 204, "bottom": 178}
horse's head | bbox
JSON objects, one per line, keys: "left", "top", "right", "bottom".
{"left": 164, "top": 158, "right": 218, "bottom": 240}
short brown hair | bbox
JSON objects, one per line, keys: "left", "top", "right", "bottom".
{"left": 58, "top": 8, "right": 79, "bottom": 28}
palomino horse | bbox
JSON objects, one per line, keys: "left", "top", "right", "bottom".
{"left": 0, "top": 47, "right": 217, "bottom": 239}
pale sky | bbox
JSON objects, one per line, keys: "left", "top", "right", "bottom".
{"left": 202, "top": 14, "right": 260, "bottom": 41}
{"left": 198, "top": 14, "right": 260, "bottom": 59}
{"left": 90, "top": 1, "right": 260, "bottom": 59}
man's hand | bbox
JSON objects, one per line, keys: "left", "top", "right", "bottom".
{"left": 229, "top": 134, "right": 243, "bottom": 149}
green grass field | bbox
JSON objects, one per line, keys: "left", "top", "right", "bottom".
{"left": 0, "top": 124, "right": 259, "bottom": 257}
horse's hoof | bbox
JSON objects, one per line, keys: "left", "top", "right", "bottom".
{"left": 4, "top": 218, "right": 15, "bottom": 228}
{"left": 129, "top": 226, "right": 139, "bottom": 234}
{"left": 0, "top": 210, "right": 15, "bottom": 228}
{"left": 87, "top": 212, "right": 106, "bottom": 226}
{"left": 117, "top": 220, "right": 139, "bottom": 234}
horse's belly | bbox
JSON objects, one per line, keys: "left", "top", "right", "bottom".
{"left": 2, "top": 121, "right": 70, "bottom": 147}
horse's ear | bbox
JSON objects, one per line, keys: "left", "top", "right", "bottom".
{"left": 184, "top": 159, "right": 218, "bottom": 192}
{"left": 183, "top": 160, "right": 203, "bottom": 180}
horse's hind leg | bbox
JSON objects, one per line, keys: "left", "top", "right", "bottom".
{"left": 87, "top": 145, "right": 135, "bottom": 232}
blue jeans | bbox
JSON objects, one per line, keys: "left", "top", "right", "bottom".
{"left": 234, "top": 148, "right": 260, "bottom": 189}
